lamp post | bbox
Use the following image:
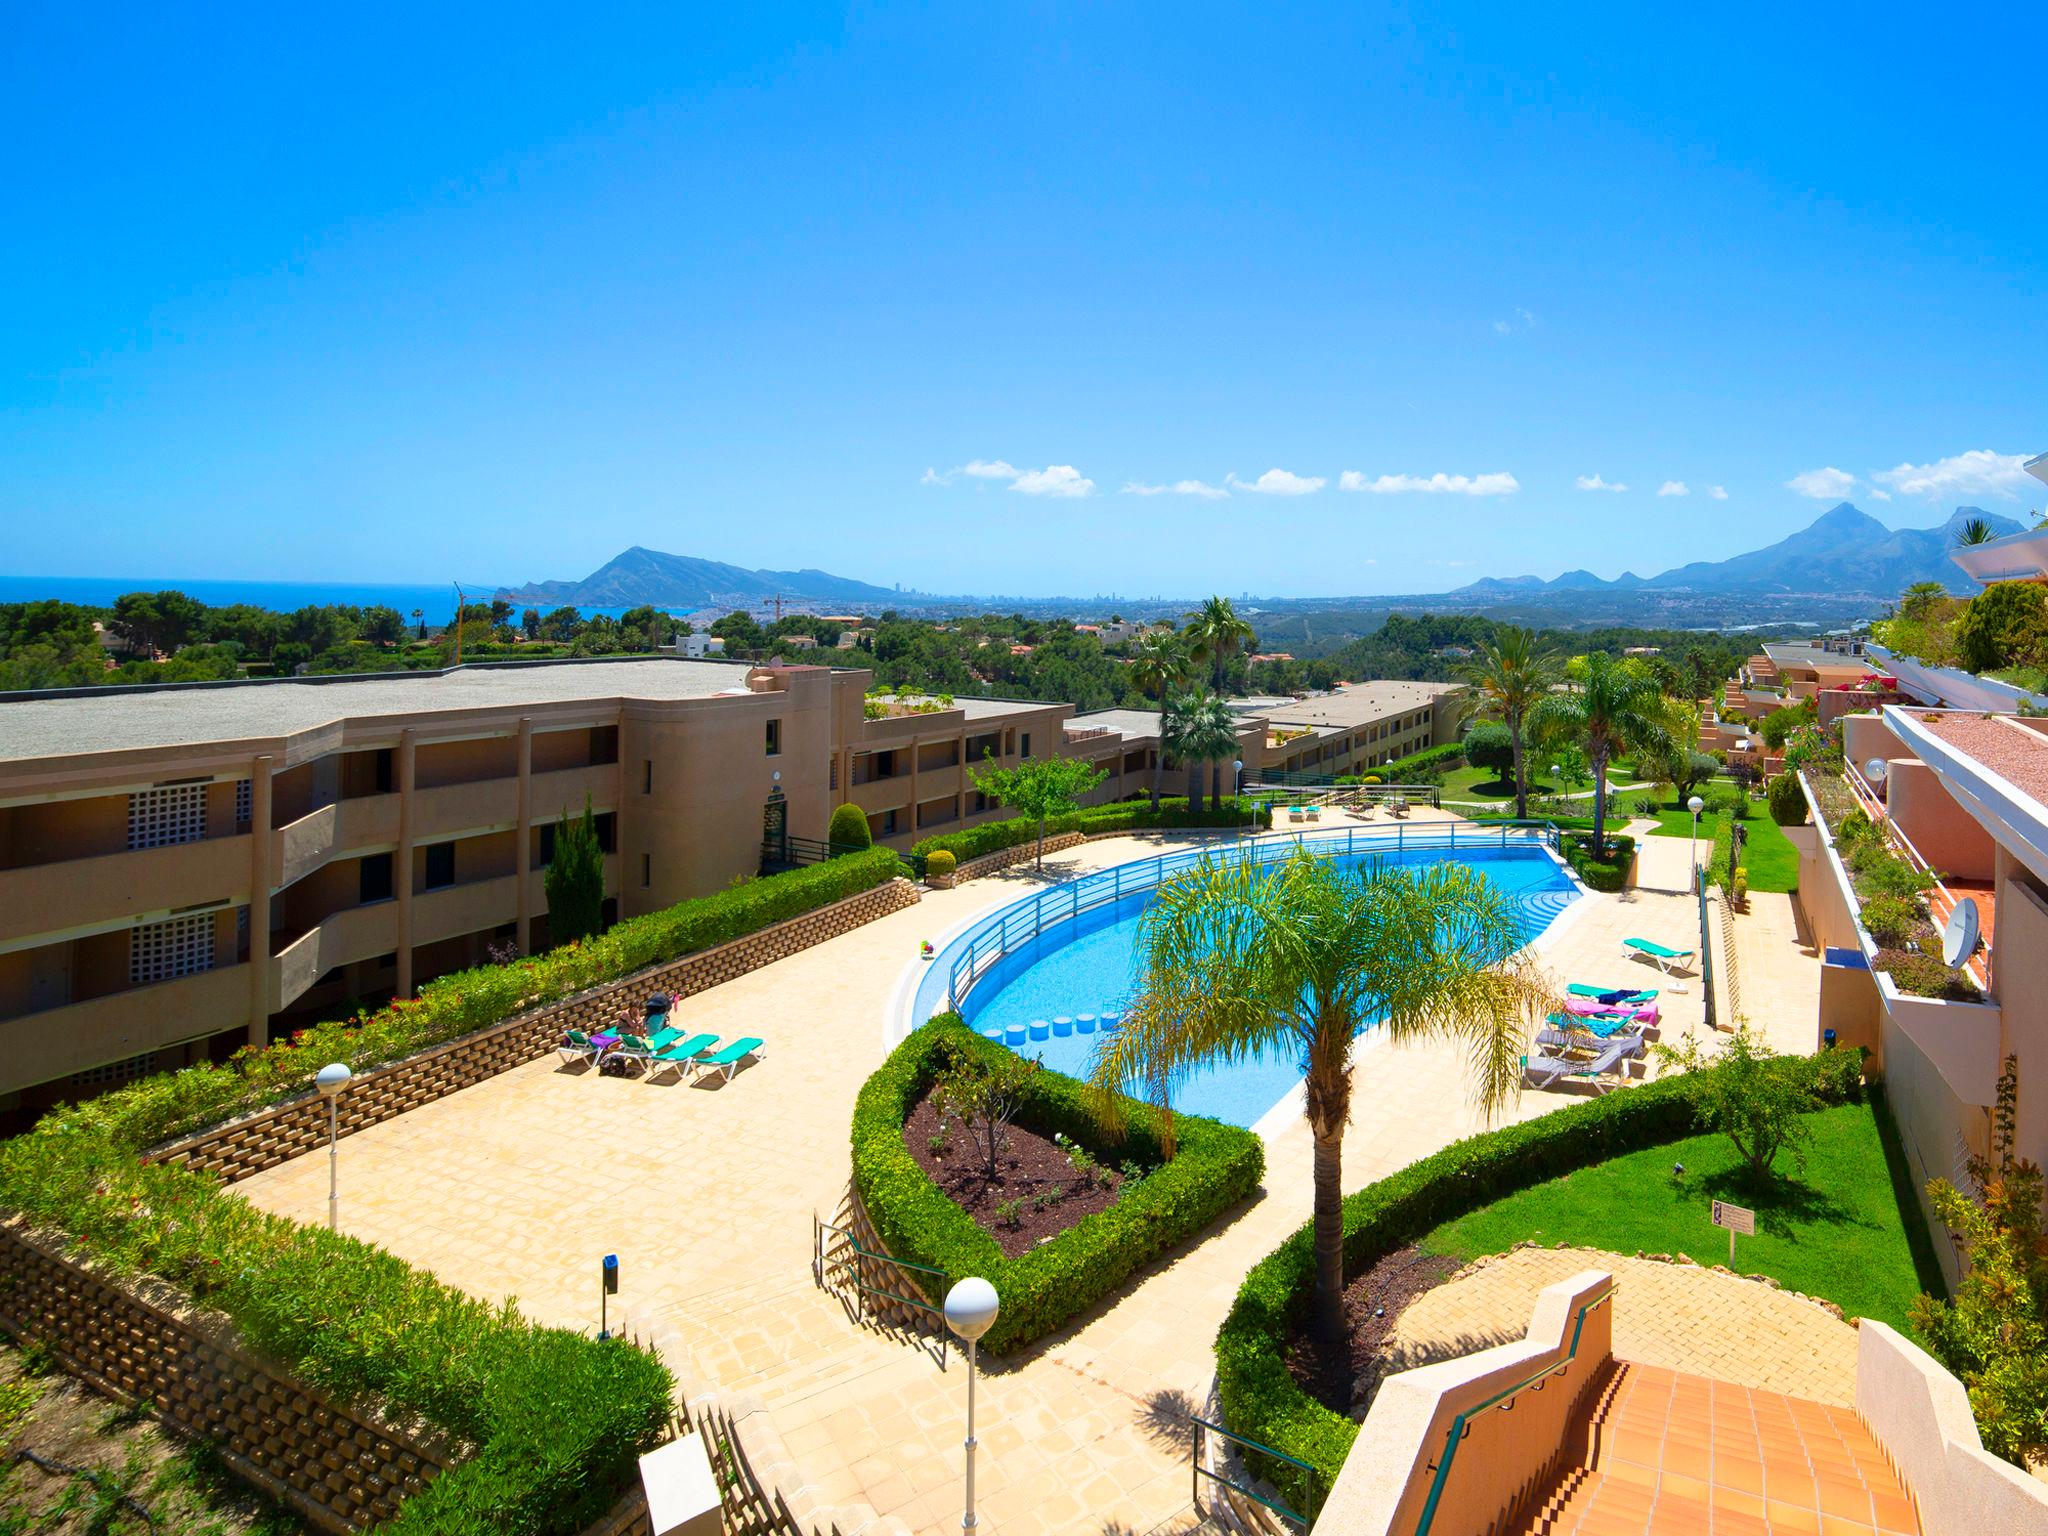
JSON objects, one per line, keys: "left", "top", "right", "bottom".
{"left": 943, "top": 1277, "right": 1000, "bottom": 1532}
{"left": 315, "top": 1062, "right": 352, "bottom": 1231}
{"left": 1687, "top": 794, "right": 1706, "bottom": 882}
{"left": 1233, "top": 758, "right": 1245, "bottom": 852}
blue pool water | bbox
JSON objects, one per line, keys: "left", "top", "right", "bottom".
{"left": 955, "top": 844, "right": 1577, "bottom": 1129}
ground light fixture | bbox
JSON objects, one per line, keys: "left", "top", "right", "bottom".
{"left": 315, "top": 1061, "right": 352, "bottom": 1231}
{"left": 943, "top": 1277, "right": 1000, "bottom": 1531}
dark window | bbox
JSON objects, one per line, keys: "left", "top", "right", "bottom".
{"left": 424, "top": 842, "right": 455, "bottom": 890}
{"left": 589, "top": 725, "right": 620, "bottom": 764}
{"left": 374, "top": 748, "right": 393, "bottom": 793}
{"left": 537, "top": 823, "right": 555, "bottom": 866}
{"left": 642, "top": 853, "right": 652, "bottom": 888}
{"left": 375, "top": 951, "right": 397, "bottom": 971}
{"left": 766, "top": 719, "right": 782, "bottom": 756}
{"left": 643, "top": 759, "right": 653, "bottom": 794}
{"left": 595, "top": 812, "right": 617, "bottom": 854}
{"left": 880, "top": 809, "right": 899, "bottom": 835}
{"left": 358, "top": 853, "right": 394, "bottom": 904}
{"left": 1021, "top": 733, "right": 1032, "bottom": 759}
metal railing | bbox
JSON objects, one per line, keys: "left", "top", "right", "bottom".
{"left": 911, "top": 820, "right": 1563, "bottom": 1025}
{"left": 1190, "top": 1415, "right": 1317, "bottom": 1530}
{"left": 760, "top": 834, "right": 871, "bottom": 873}
{"left": 812, "top": 1215, "right": 951, "bottom": 1364}
{"left": 1412, "top": 1285, "right": 1616, "bottom": 1536}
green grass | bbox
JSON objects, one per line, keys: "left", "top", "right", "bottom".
{"left": 1638, "top": 801, "right": 1799, "bottom": 892}
{"left": 1439, "top": 758, "right": 1645, "bottom": 803}
{"left": 1418, "top": 1098, "right": 1943, "bottom": 1330}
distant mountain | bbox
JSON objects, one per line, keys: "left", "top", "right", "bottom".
{"left": 1452, "top": 504, "right": 2025, "bottom": 602}
{"left": 497, "top": 547, "right": 912, "bottom": 609}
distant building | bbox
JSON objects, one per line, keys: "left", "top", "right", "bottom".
{"left": 672, "top": 633, "right": 726, "bottom": 659}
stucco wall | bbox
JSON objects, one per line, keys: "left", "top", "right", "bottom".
{"left": 1886, "top": 760, "right": 1994, "bottom": 882}
{"left": 1989, "top": 864, "right": 2048, "bottom": 1177}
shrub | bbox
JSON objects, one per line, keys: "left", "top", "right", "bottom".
{"left": 1378, "top": 742, "right": 1465, "bottom": 780}
{"left": 1562, "top": 831, "right": 1635, "bottom": 892}
{"left": 1214, "top": 1050, "right": 1867, "bottom": 1511}
{"left": 1651, "top": 1028, "right": 1827, "bottom": 1185}
{"left": 925, "top": 849, "right": 956, "bottom": 879}
{"left": 1873, "top": 952, "right": 1982, "bottom": 1001}
{"left": 1760, "top": 700, "right": 1816, "bottom": 751}
{"left": 543, "top": 796, "right": 607, "bottom": 947}
{"left": 909, "top": 798, "right": 1269, "bottom": 864}
{"left": 1857, "top": 892, "right": 1919, "bottom": 949}
{"left": 1767, "top": 772, "right": 1808, "bottom": 827}
{"left": 852, "top": 1016, "right": 1263, "bottom": 1355}
{"left": 828, "top": 802, "right": 873, "bottom": 851}
{"left": 1956, "top": 580, "right": 2048, "bottom": 674}
{"left": 1461, "top": 721, "right": 1515, "bottom": 777}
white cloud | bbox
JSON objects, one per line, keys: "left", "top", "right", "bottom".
{"left": 1228, "top": 468, "right": 1326, "bottom": 496}
{"left": 1874, "top": 449, "right": 2032, "bottom": 501}
{"left": 920, "top": 467, "right": 949, "bottom": 486}
{"left": 1708, "top": 485, "right": 1728, "bottom": 500}
{"left": 1340, "top": 470, "right": 1520, "bottom": 497}
{"left": 1576, "top": 473, "right": 1628, "bottom": 492}
{"left": 1010, "top": 464, "right": 1094, "bottom": 498}
{"left": 961, "top": 459, "right": 1018, "bottom": 480}
{"left": 1516, "top": 307, "right": 1537, "bottom": 326}
{"left": 1786, "top": 466, "right": 1856, "bottom": 500}
{"left": 1492, "top": 319, "right": 1511, "bottom": 335}
{"left": 1122, "top": 478, "right": 1229, "bottom": 500}
{"left": 1657, "top": 480, "right": 1689, "bottom": 498}
{"left": 1870, "top": 489, "right": 1892, "bottom": 501}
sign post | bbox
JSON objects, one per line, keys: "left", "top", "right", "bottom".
{"left": 1711, "top": 1200, "right": 1755, "bottom": 1268}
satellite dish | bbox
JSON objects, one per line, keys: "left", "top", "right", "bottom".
{"left": 1864, "top": 758, "right": 1889, "bottom": 784}
{"left": 1942, "top": 899, "right": 1981, "bottom": 968}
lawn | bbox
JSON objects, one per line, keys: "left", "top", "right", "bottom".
{"left": 1640, "top": 801, "right": 1800, "bottom": 892}
{"left": 1438, "top": 757, "right": 1649, "bottom": 804}
{"left": 1419, "top": 1098, "right": 1944, "bottom": 1331}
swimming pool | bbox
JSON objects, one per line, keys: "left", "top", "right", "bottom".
{"left": 907, "top": 827, "right": 1580, "bottom": 1130}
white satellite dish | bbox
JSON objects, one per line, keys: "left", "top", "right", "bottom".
{"left": 1864, "top": 758, "right": 1889, "bottom": 784}
{"left": 1942, "top": 899, "right": 1981, "bottom": 968}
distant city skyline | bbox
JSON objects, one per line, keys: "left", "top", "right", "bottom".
{"left": 4, "top": 6, "right": 2044, "bottom": 596}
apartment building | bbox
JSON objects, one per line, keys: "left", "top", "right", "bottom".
{"left": 0, "top": 657, "right": 1192, "bottom": 1124}
{"left": 1246, "top": 679, "right": 1466, "bottom": 780}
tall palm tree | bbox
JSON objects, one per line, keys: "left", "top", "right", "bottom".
{"left": 1458, "top": 627, "right": 1563, "bottom": 820}
{"left": 1180, "top": 692, "right": 1243, "bottom": 813}
{"left": 1163, "top": 689, "right": 1206, "bottom": 809}
{"left": 1529, "top": 652, "right": 1671, "bottom": 853}
{"left": 1185, "top": 595, "right": 1257, "bottom": 695}
{"left": 1131, "top": 632, "right": 1193, "bottom": 809}
{"left": 1091, "top": 851, "right": 1552, "bottom": 1342}
{"left": 1954, "top": 516, "right": 1998, "bottom": 548}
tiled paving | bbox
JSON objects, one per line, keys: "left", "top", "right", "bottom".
{"left": 1380, "top": 1248, "right": 1861, "bottom": 1406}
{"left": 237, "top": 822, "right": 1810, "bottom": 1535}
{"left": 1517, "top": 1362, "right": 1918, "bottom": 1535}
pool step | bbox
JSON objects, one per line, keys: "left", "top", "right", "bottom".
{"left": 983, "top": 1011, "right": 1123, "bottom": 1048}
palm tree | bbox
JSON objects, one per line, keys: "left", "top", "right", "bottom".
{"left": 1954, "top": 517, "right": 1998, "bottom": 548}
{"left": 1091, "top": 850, "right": 1552, "bottom": 1342}
{"left": 1131, "top": 632, "right": 1193, "bottom": 809}
{"left": 1180, "top": 692, "right": 1243, "bottom": 813}
{"left": 1185, "top": 595, "right": 1257, "bottom": 695}
{"left": 1529, "top": 652, "right": 1671, "bottom": 853}
{"left": 1458, "top": 627, "right": 1562, "bottom": 820}
{"left": 1163, "top": 690, "right": 1206, "bottom": 809}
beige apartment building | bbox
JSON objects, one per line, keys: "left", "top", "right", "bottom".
{"left": 0, "top": 657, "right": 1203, "bottom": 1126}
{"left": 1248, "top": 679, "right": 1466, "bottom": 780}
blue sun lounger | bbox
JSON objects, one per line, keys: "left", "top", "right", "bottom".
{"left": 1623, "top": 937, "right": 1695, "bottom": 976}
{"left": 689, "top": 1036, "right": 765, "bottom": 1084}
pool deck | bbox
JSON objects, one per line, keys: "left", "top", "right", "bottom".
{"left": 236, "top": 814, "right": 1805, "bottom": 1535}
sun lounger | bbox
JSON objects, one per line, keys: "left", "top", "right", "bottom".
{"left": 558, "top": 1029, "right": 604, "bottom": 1066}
{"left": 1566, "top": 983, "right": 1658, "bottom": 1004}
{"left": 1565, "top": 999, "right": 1660, "bottom": 1028}
{"left": 645, "top": 1031, "right": 720, "bottom": 1080}
{"left": 1523, "top": 1030, "right": 1643, "bottom": 1091}
{"left": 609, "top": 1033, "right": 662, "bottom": 1072}
{"left": 1547, "top": 1009, "right": 1653, "bottom": 1041}
{"left": 1623, "top": 937, "right": 1696, "bottom": 976}
{"left": 690, "top": 1036, "right": 765, "bottom": 1084}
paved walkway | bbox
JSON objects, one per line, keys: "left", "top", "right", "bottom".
{"left": 1380, "top": 1247, "right": 1861, "bottom": 1406}
{"left": 236, "top": 821, "right": 1792, "bottom": 1535}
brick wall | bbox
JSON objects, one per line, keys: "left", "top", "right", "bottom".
{"left": 953, "top": 831, "right": 1087, "bottom": 882}
{"left": 149, "top": 878, "right": 922, "bottom": 1184}
{"left": 0, "top": 1218, "right": 445, "bottom": 1535}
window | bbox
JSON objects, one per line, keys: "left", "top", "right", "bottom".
{"left": 642, "top": 853, "right": 652, "bottom": 888}
{"left": 765, "top": 719, "right": 782, "bottom": 756}
{"left": 537, "top": 823, "right": 555, "bottom": 865}
{"left": 129, "top": 783, "right": 207, "bottom": 849}
{"left": 829, "top": 756, "right": 838, "bottom": 791}
{"left": 359, "top": 852, "right": 395, "bottom": 904}
{"left": 1020, "top": 733, "right": 1032, "bottom": 759}
{"left": 880, "top": 809, "right": 899, "bottom": 836}
{"left": 235, "top": 778, "right": 253, "bottom": 828}
{"left": 589, "top": 725, "right": 620, "bottom": 765}
{"left": 643, "top": 759, "right": 653, "bottom": 794}
{"left": 595, "top": 812, "right": 617, "bottom": 854}
{"left": 129, "top": 912, "right": 215, "bottom": 984}
{"left": 70, "top": 1051, "right": 155, "bottom": 1089}
{"left": 424, "top": 842, "right": 455, "bottom": 890}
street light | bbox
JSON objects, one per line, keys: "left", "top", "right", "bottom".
{"left": 315, "top": 1062, "right": 352, "bottom": 1231}
{"left": 1233, "top": 758, "right": 1246, "bottom": 852}
{"left": 1687, "top": 794, "right": 1706, "bottom": 875}
{"left": 943, "top": 1277, "right": 1000, "bottom": 1532}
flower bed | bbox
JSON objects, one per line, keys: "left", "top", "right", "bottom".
{"left": 1561, "top": 830, "right": 1635, "bottom": 891}
{"left": 1214, "top": 1050, "right": 1866, "bottom": 1514}
{"left": 852, "top": 1016, "right": 1264, "bottom": 1355}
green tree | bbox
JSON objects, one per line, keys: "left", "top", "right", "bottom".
{"left": 1897, "top": 580, "right": 1951, "bottom": 623}
{"left": 1531, "top": 651, "right": 1672, "bottom": 852}
{"left": 968, "top": 753, "right": 1108, "bottom": 869}
{"left": 1130, "top": 631, "right": 1193, "bottom": 809}
{"left": 538, "top": 606, "right": 583, "bottom": 642}
{"left": 1954, "top": 516, "right": 1999, "bottom": 547}
{"left": 1162, "top": 689, "right": 1207, "bottom": 809}
{"left": 520, "top": 607, "right": 542, "bottom": 640}
{"left": 1461, "top": 720, "right": 1516, "bottom": 780}
{"left": 1955, "top": 581, "right": 2048, "bottom": 674}
{"left": 109, "top": 589, "right": 204, "bottom": 657}
{"left": 361, "top": 605, "right": 407, "bottom": 646}
{"left": 827, "top": 802, "right": 873, "bottom": 851}
{"left": 932, "top": 1040, "right": 1043, "bottom": 1180}
{"left": 543, "top": 796, "right": 607, "bottom": 947}
{"left": 1184, "top": 595, "right": 1257, "bottom": 695}
{"left": 1652, "top": 1028, "right": 1820, "bottom": 1186}
{"left": 1458, "top": 626, "right": 1563, "bottom": 818}
{"left": 1092, "top": 850, "right": 1552, "bottom": 1341}
{"left": 1179, "top": 691, "right": 1244, "bottom": 811}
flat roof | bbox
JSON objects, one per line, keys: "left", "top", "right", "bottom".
{"left": 1760, "top": 643, "right": 1866, "bottom": 669}
{"left": 0, "top": 658, "right": 764, "bottom": 763}
{"left": 1251, "top": 679, "right": 1464, "bottom": 735}
{"left": 1065, "top": 707, "right": 1166, "bottom": 743}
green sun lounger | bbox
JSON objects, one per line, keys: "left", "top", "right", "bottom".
{"left": 1623, "top": 937, "right": 1695, "bottom": 976}
{"left": 646, "top": 1032, "right": 720, "bottom": 1080}
{"left": 690, "top": 1036, "right": 765, "bottom": 1084}
{"left": 1567, "top": 982, "right": 1658, "bottom": 1003}
{"left": 557, "top": 1029, "right": 603, "bottom": 1066}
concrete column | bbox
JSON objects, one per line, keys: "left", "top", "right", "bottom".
{"left": 396, "top": 728, "right": 416, "bottom": 998}
{"left": 515, "top": 718, "right": 533, "bottom": 952}
{"left": 246, "top": 756, "right": 273, "bottom": 1048}
{"left": 954, "top": 730, "right": 966, "bottom": 823}
{"left": 908, "top": 733, "right": 920, "bottom": 836}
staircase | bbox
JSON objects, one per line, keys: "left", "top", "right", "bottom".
{"left": 1512, "top": 1361, "right": 1919, "bottom": 1535}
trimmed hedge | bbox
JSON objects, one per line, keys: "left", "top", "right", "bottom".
{"left": 1340, "top": 742, "right": 1465, "bottom": 784}
{"left": 910, "top": 796, "right": 1269, "bottom": 864}
{"left": 0, "top": 1117, "right": 671, "bottom": 1535}
{"left": 71, "top": 847, "right": 908, "bottom": 1155}
{"left": 1562, "top": 831, "right": 1636, "bottom": 892}
{"left": 852, "top": 1016, "right": 1264, "bottom": 1355}
{"left": 1214, "top": 1050, "right": 1868, "bottom": 1513}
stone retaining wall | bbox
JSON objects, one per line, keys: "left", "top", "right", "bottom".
{"left": 149, "top": 878, "right": 922, "bottom": 1184}
{"left": 0, "top": 1218, "right": 446, "bottom": 1534}
{"left": 951, "top": 831, "right": 1087, "bottom": 881}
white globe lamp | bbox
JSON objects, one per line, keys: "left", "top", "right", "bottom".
{"left": 944, "top": 1278, "right": 1001, "bottom": 1529}
{"left": 315, "top": 1062, "right": 352, "bottom": 1231}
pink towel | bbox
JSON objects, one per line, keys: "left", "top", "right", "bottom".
{"left": 1566, "top": 1000, "right": 1659, "bottom": 1027}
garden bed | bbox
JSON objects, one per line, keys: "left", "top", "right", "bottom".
{"left": 1281, "top": 1245, "right": 1460, "bottom": 1416}
{"left": 905, "top": 1091, "right": 1129, "bottom": 1257}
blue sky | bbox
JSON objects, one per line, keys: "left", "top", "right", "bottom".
{"left": 4, "top": 4, "right": 2044, "bottom": 599}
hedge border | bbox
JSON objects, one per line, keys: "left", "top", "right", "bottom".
{"left": 1214, "top": 1050, "right": 1867, "bottom": 1512}
{"left": 851, "top": 1015, "right": 1264, "bottom": 1356}
{"left": 910, "top": 796, "right": 1269, "bottom": 864}
{"left": 1561, "top": 830, "right": 1636, "bottom": 892}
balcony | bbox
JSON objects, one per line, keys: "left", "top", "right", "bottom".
{"left": 0, "top": 964, "right": 253, "bottom": 1092}
{"left": 0, "top": 834, "right": 253, "bottom": 947}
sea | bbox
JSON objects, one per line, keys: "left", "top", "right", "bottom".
{"left": 0, "top": 575, "right": 683, "bottom": 626}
